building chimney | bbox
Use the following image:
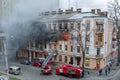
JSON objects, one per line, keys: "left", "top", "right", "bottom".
{"left": 101, "top": 11, "right": 108, "bottom": 17}
{"left": 91, "top": 9, "right": 95, "bottom": 14}
{"left": 91, "top": 9, "right": 101, "bottom": 14}
{"left": 65, "top": 8, "right": 73, "bottom": 14}
{"left": 51, "top": 11, "right": 56, "bottom": 15}
{"left": 77, "top": 8, "right": 82, "bottom": 13}
{"left": 58, "top": 9, "right": 63, "bottom": 14}
{"left": 44, "top": 11, "right": 50, "bottom": 15}
{"left": 97, "top": 9, "right": 101, "bottom": 14}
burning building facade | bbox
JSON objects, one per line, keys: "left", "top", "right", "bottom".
{"left": 17, "top": 9, "right": 117, "bottom": 69}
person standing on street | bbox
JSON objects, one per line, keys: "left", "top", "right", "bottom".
{"left": 108, "top": 67, "right": 111, "bottom": 74}
{"left": 105, "top": 68, "right": 108, "bottom": 76}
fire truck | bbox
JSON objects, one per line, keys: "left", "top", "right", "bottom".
{"left": 55, "top": 64, "right": 83, "bottom": 78}
{"left": 40, "top": 49, "right": 56, "bottom": 74}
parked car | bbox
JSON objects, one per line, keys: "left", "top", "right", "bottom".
{"left": 20, "top": 59, "right": 30, "bottom": 65}
{"left": 31, "top": 61, "right": 42, "bottom": 67}
{"left": 8, "top": 66, "right": 21, "bottom": 75}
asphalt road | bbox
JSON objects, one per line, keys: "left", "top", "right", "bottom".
{"left": 0, "top": 61, "right": 120, "bottom": 80}
{"left": 0, "top": 61, "right": 81, "bottom": 80}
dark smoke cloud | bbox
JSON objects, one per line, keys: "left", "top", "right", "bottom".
{"left": 2, "top": 0, "right": 61, "bottom": 51}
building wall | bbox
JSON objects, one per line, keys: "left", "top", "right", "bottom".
{"left": 0, "top": 0, "right": 16, "bottom": 20}
{"left": 17, "top": 11, "right": 116, "bottom": 69}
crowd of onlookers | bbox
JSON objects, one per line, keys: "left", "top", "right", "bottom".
{"left": 98, "top": 61, "right": 112, "bottom": 76}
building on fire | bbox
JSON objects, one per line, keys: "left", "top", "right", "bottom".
{"left": 17, "top": 8, "right": 117, "bottom": 69}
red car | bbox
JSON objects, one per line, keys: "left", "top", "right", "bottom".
{"left": 31, "top": 61, "right": 42, "bottom": 67}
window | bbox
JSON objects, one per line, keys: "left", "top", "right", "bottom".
{"left": 71, "top": 46, "right": 73, "bottom": 52}
{"left": 35, "top": 52, "right": 38, "bottom": 57}
{"left": 65, "top": 45, "right": 67, "bottom": 51}
{"left": 53, "top": 24, "right": 57, "bottom": 31}
{"left": 54, "top": 44, "right": 56, "bottom": 49}
{"left": 77, "top": 46, "right": 80, "bottom": 53}
{"left": 65, "top": 56, "right": 67, "bottom": 63}
{"left": 112, "top": 44, "right": 115, "bottom": 48}
{"left": 86, "top": 23, "right": 90, "bottom": 31}
{"left": 86, "top": 34, "right": 90, "bottom": 42}
{"left": 59, "top": 24, "right": 62, "bottom": 30}
{"left": 96, "top": 24, "right": 103, "bottom": 32}
{"left": 78, "top": 23, "right": 81, "bottom": 30}
{"left": 77, "top": 57, "right": 81, "bottom": 65}
{"left": 45, "top": 44, "right": 46, "bottom": 48}
{"left": 97, "top": 48, "right": 100, "bottom": 56}
{"left": 59, "top": 55, "right": 62, "bottom": 61}
{"left": 64, "top": 23, "right": 68, "bottom": 29}
{"left": 49, "top": 24, "right": 52, "bottom": 31}
{"left": 98, "top": 33, "right": 102, "bottom": 41}
{"left": 86, "top": 47, "right": 89, "bottom": 54}
{"left": 85, "top": 59, "right": 90, "bottom": 66}
{"left": 54, "top": 55, "right": 57, "bottom": 60}
{"left": 70, "top": 23, "right": 74, "bottom": 29}
{"left": 60, "top": 45, "right": 62, "bottom": 50}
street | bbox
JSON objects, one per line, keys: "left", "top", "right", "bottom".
{"left": 0, "top": 61, "right": 120, "bottom": 80}
{"left": 0, "top": 61, "right": 81, "bottom": 80}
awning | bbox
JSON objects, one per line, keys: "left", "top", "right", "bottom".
{"left": 35, "top": 50, "right": 48, "bottom": 54}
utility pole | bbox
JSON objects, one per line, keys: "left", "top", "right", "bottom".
{"left": 4, "top": 40, "right": 9, "bottom": 79}
{"left": 28, "top": 40, "right": 32, "bottom": 62}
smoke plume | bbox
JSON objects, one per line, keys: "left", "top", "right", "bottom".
{"left": 1, "top": 0, "right": 59, "bottom": 60}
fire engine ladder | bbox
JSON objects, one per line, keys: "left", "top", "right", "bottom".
{"left": 42, "top": 49, "right": 56, "bottom": 69}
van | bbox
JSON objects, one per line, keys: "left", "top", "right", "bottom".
{"left": 9, "top": 66, "right": 21, "bottom": 75}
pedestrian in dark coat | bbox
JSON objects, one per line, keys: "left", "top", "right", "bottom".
{"left": 108, "top": 67, "right": 111, "bottom": 73}
{"left": 99, "top": 69, "right": 102, "bottom": 75}
{"left": 105, "top": 68, "right": 108, "bottom": 76}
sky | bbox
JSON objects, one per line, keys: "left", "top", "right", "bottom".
{"left": 61, "top": 0, "right": 119, "bottom": 11}
{"left": 12, "top": 0, "right": 120, "bottom": 17}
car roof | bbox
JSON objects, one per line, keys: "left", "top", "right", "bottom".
{"left": 9, "top": 66, "right": 20, "bottom": 69}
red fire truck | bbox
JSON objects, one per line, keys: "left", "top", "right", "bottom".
{"left": 40, "top": 50, "right": 56, "bottom": 75}
{"left": 55, "top": 64, "right": 83, "bottom": 78}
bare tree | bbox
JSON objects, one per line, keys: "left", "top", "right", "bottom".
{"left": 108, "top": 1, "right": 120, "bottom": 65}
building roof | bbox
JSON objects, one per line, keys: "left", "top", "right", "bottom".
{"left": 68, "top": 12, "right": 103, "bottom": 20}
{"left": 38, "top": 12, "right": 107, "bottom": 22}
{"left": 39, "top": 12, "right": 77, "bottom": 22}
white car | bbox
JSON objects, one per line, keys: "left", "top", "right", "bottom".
{"left": 9, "top": 66, "right": 21, "bottom": 75}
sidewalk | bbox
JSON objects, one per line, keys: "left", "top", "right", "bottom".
{"left": 83, "top": 64, "right": 120, "bottom": 80}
